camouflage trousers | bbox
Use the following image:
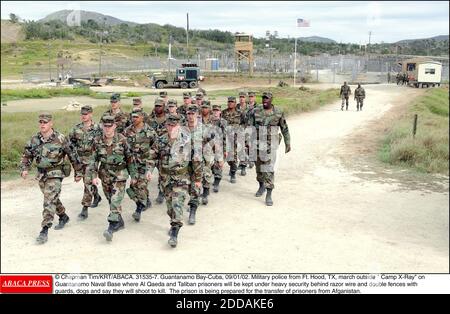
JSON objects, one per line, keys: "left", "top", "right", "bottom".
{"left": 355, "top": 97, "right": 364, "bottom": 109}
{"left": 188, "top": 175, "right": 201, "bottom": 207}
{"left": 255, "top": 152, "right": 277, "bottom": 190}
{"left": 341, "top": 96, "right": 350, "bottom": 108}
{"left": 162, "top": 181, "right": 188, "bottom": 227}
{"left": 212, "top": 161, "right": 223, "bottom": 180}
{"left": 81, "top": 164, "right": 99, "bottom": 207}
{"left": 98, "top": 170, "right": 126, "bottom": 222}
{"left": 126, "top": 166, "right": 149, "bottom": 205}
{"left": 202, "top": 159, "right": 213, "bottom": 189}
{"left": 39, "top": 177, "right": 65, "bottom": 228}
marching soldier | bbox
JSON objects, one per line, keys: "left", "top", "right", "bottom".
{"left": 87, "top": 116, "right": 137, "bottom": 242}
{"left": 167, "top": 99, "right": 186, "bottom": 125}
{"left": 340, "top": 82, "right": 352, "bottom": 111}
{"left": 124, "top": 108, "right": 157, "bottom": 221}
{"left": 247, "top": 92, "right": 291, "bottom": 206}
{"left": 130, "top": 97, "right": 149, "bottom": 121}
{"left": 195, "top": 92, "right": 203, "bottom": 107}
{"left": 178, "top": 92, "right": 192, "bottom": 118}
{"left": 68, "top": 105, "right": 102, "bottom": 221}
{"left": 101, "top": 93, "right": 130, "bottom": 134}
{"left": 20, "top": 113, "right": 82, "bottom": 244}
{"left": 354, "top": 83, "right": 366, "bottom": 111}
{"left": 246, "top": 91, "right": 258, "bottom": 169}
{"left": 210, "top": 104, "right": 228, "bottom": 193}
{"left": 200, "top": 100, "right": 214, "bottom": 205}
{"left": 159, "top": 91, "right": 169, "bottom": 105}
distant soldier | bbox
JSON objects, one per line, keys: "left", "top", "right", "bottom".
{"left": 387, "top": 72, "right": 391, "bottom": 84}
{"left": 195, "top": 92, "right": 204, "bottom": 107}
{"left": 124, "top": 108, "right": 157, "bottom": 220}
{"left": 402, "top": 73, "right": 409, "bottom": 85}
{"left": 340, "top": 82, "right": 352, "bottom": 111}
{"left": 200, "top": 100, "right": 214, "bottom": 205}
{"left": 237, "top": 91, "right": 247, "bottom": 111}
{"left": 197, "top": 87, "right": 207, "bottom": 96}
{"left": 130, "top": 98, "right": 149, "bottom": 122}
{"left": 101, "top": 93, "right": 130, "bottom": 134}
{"left": 20, "top": 113, "right": 82, "bottom": 244}
{"left": 146, "top": 97, "right": 168, "bottom": 204}
{"left": 159, "top": 91, "right": 169, "bottom": 105}
{"left": 210, "top": 104, "right": 228, "bottom": 193}
{"left": 148, "top": 114, "right": 196, "bottom": 248}
{"left": 246, "top": 91, "right": 258, "bottom": 169}
{"left": 396, "top": 73, "right": 401, "bottom": 85}
{"left": 68, "top": 105, "right": 102, "bottom": 221}
{"left": 178, "top": 92, "right": 192, "bottom": 117}
{"left": 237, "top": 91, "right": 250, "bottom": 175}
{"left": 167, "top": 99, "right": 185, "bottom": 125}
{"left": 354, "top": 83, "right": 366, "bottom": 111}
{"left": 222, "top": 96, "right": 244, "bottom": 183}
{"left": 87, "top": 116, "right": 137, "bottom": 242}
{"left": 247, "top": 92, "right": 291, "bottom": 206}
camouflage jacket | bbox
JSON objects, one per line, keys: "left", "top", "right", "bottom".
{"left": 189, "top": 123, "right": 214, "bottom": 164}
{"left": 20, "top": 130, "right": 81, "bottom": 178}
{"left": 149, "top": 129, "right": 202, "bottom": 185}
{"left": 100, "top": 109, "right": 130, "bottom": 134}
{"left": 128, "top": 110, "right": 149, "bottom": 122}
{"left": 354, "top": 87, "right": 365, "bottom": 99}
{"left": 177, "top": 105, "right": 189, "bottom": 117}
{"left": 222, "top": 108, "right": 244, "bottom": 126}
{"left": 68, "top": 122, "right": 102, "bottom": 165}
{"left": 123, "top": 124, "right": 157, "bottom": 170}
{"left": 86, "top": 133, "right": 137, "bottom": 181}
{"left": 340, "top": 85, "right": 352, "bottom": 97}
{"left": 146, "top": 113, "right": 168, "bottom": 137}
{"left": 209, "top": 117, "right": 228, "bottom": 157}
{"left": 247, "top": 105, "right": 290, "bottom": 147}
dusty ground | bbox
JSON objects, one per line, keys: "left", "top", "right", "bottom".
{"left": 1, "top": 84, "right": 448, "bottom": 273}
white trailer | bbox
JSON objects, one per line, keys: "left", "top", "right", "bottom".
{"left": 399, "top": 58, "right": 442, "bottom": 88}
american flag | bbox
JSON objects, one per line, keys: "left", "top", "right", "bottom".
{"left": 297, "top": 18, "right": 310, "bottom": 27}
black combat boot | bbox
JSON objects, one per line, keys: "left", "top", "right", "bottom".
{"left": 255, "top": 182, "right": 266, "bottom": 197}
{"left": 36, "top": 226, "right": 49, "bottom": 244}
{"left": 188, "top": 204, "right": 197, "bottom": 225}
{"left": 112, "top": 214, "right": 125, "bottom": 232}
{"left": 156, "top": 190, "right": 164, "bottom": 204}
{"left": 168, "top": 225, "right": 181, "bottom": 248}
{"left": 132, "top": 202, "right": 144, "bottom": 222}
{"left": 201, "top": 188, "right": 209, "bottom": 205}
{"left": 230, "top": 172, "right": 236, "bottom": 184}
{"left": 90, "top": 193, "right": 102, "bottom": 208}
{"left": 213, "top": 178, "right": 221, "bottom": 193}
{"left": 265, "top": 188, "right": 273, "bottom": 206}
{"left": 103, "top": 222, "right": 115, "bottom": 241}
{"left": 54, "top": 213, "right": 70, "bottom": 230}
{"left": 78, "top": 206, "right": 89, "bottom": 220}
{"left": 240, "top": 165, "right": 247, "bottom": 176}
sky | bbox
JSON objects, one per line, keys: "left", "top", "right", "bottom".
{"left": 1, "top": 1, "right": 449, "bottom": 44}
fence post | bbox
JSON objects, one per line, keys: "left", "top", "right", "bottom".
{"left": 412, "top": 114, "right": 418, "bottom": 139}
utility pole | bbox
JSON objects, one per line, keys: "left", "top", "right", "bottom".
{"left": 293, "top": 37, "right": 297, "bottom": 86}
{"left": 48, "top": 42, "right": 52, "bottom": 82}
{"left": 186, "top": 13, "right": 190, "bottom": 62}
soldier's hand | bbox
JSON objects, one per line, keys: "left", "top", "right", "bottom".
{"left": 21, "top": 171, "right": 28, "bottom": 179}
{"left": 74, "top": 176, "right": 82, "bottom": 182}
{"left": 195, "top": 181, "right": 202, "bottom": 189}
{"left": 92, "top": 178, "right": 99, "bottom": 186}
{"left": 146, "top": 172, "right": 152, "bottom": 181}
{"left": 285, "top": 144, "right": 291, "bottom": 154}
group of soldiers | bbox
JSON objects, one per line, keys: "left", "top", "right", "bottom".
{"left": 20, "top": 89, "right": 291, "bottom": 248}
{"left": 339, "top": 81, "right": 366, "bottom": 111}
{"left": 396, "top": 73, "right": 409, "bottom": 85}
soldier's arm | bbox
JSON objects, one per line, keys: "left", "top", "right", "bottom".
{"left": 19, "top": 138, "right": 35, "bottom": 173}
{"left": 85, "top": 143, "right": 99, "bottom": 180}
{"left": 124, "top": 140, "right": 137, "bottom": 180}
{"left": 192, "top": 159, "right": 203, "bottom": 183}
{"left": 62, "top": 135, "right": 82, "bottom": 177}
{"left": 147, "top": 139, "right": 159, "bottom": 174}
{"left": 279, "top": 112, "right": 291, "bottom": 147}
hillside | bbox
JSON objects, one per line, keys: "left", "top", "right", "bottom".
{"left": 39, "top": 10, "right": 137, "bottom": 26}
{"left": 1, "top": 20, "right": 25, "bottom": 43}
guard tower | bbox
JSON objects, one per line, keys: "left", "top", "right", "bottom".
{"left": 234, "top": 33, "right": 254, "bottom": 75}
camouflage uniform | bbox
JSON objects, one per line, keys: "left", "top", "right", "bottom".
{"left": 247, "top": 93, "right": 290, "bottom": 191}
{"left": 354, "top": 85, "right": 366, "bottom": 111}
{"left": 100, "top": 93, "right": 131, "bottom": 134}
{"left": 177, "top": 92, "right": 192, "bottom": 118}
{"left": 200, "top": 101, "right": 214, "bottom": 191}
{"left": 210, "top": 105, "right": 228, "bottom": 184}
{"left": 340, "top": 83, "right": 351, "bottom": 110}
{"left": 68, "top": 106, "right": 102, "bottom": 209}
{"left": 86, "top": 119, "right": 137, "bottom": 223}
{"left": 20, "top": 113, "right": 81, "bottom": 229}
{"left": 129, "top": 98, "right": 149, "bottom": 122}
{"left": 222, "top": 97, "right": 245, "bottom": 179}
{"left": 124, "top": 109, "right": 157, "bottom": 208}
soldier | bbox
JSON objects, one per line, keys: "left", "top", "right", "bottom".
{"left": 197, "top": 87, "right": 207, "bottom": 96}
{"left": 146, "top": 97, "right": 168, "bottom": 204}
{"left": 402, "top": 73, "right": 409, "bottom": 85}
{"left": 396, "top": 73, "right": 401, "bottom": 85}
{"left": 159, "top": 91, "right": 169, "bottom": 105}
{"left": 247, "top": 92, "right": 291, "bottom": 206}
{"left": 148, "top": 114, "right": 199, "bottom": 247}
{"left": 195, "top": 92, "right": 203, "bottom": 107}
{"left": 354, "top": 83, "right": 366, "bottom": 111}
{"left": 200, "top": 100, "right": 214, "bottom": 205}
{"left": 68, "top": 105, "right": 102, "bottom": 220}
{"left": 222, "top": 96, "right": 244, "bottom": 183}
{"left": 178, "top": 92, "right": 192, "bottom": 117}
{"left": 340, "top": 82, "right": 352, "bottom": 111}
{"left": 237, "top": 91, "right": 247, "bottom": 111}
{"left": 237, "top": 91, "right": 251, "bottom": 175}
{"left": 387, "top": 72, "right": 391, "bottom": 84}
{"left": 101, "top": 93, "right": 130, "bottom": 134}
{"left": 246, "top": 91, "right": 258, "bottom": 169}
{"left": 210, "top": 104, "right": 228, "bottom": 193}
{"left": 87, "top": 116, "right": 137, "bottom": 242}
{"left": 124, "top": 108, "right": 156, "bottom": 221}
{"left": 130, "top": 98, "right": 149, "bottom": 121}
{"left": 20, "top": 113, "right": 82, "bottom": 244}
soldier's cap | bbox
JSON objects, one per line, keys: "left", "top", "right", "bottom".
{"left": 248, "top": 91, "right": 256, "bottom": 96}
{"left": 167, "top": 99, "right": 178, "bottom": 107}
{"left": 201, "top": 100, "right": 211, "bottom": 108}
{"left": 212, "top": 104, "right": 222, "bottom": 110}
{"left": 227, "top": 96, "right": 236, "bottom": 102}
{"left": 166, "top": 114, "right": 180, "bottom": 125}
{"left": 187, "top": 104, "right": 199, "bottom": 113}
{"left": 239, "top": 91, "right": 247, "bottom": 97}
{"left": 132, "top": 98, "right": 142, "bottom": 105}
{"left": 110, "top": 93, "right": 121, "bottom": 102}
{"left": 131, "top": 108, "right": 145, "bottom": 117}
{"left": 101, "top": 115, "right": 116, "bottom": 126}
{"left": 183, "top": 92, "right": 192, "bottom": 98}
{"left": 262, "top": 91, "right": 273, "bottom": 99}
{"left": 195, "top": 92, "right": 203, "bottom": 99}
{"left": 38, "top": 112, "right": 53, "bottom": 122}
{"left": 154, "top": 97, "right": 165, "bottom": 106}
{"left": 80, "top": 105, "right": 93, "bottom": 114}
{"left": 159, "top": 91, "right": 168, "bottom": 97}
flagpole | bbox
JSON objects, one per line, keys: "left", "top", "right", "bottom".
{"left": 294, "top": 37, "right": 297, "bottom": 87}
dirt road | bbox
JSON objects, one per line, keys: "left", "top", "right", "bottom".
{"left": 1, "top": 84, "right": 448, "bottom": 273}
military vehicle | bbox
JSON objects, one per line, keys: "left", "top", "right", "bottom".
{"left": 149, "top": 64, "right": 203, "bottom": 89}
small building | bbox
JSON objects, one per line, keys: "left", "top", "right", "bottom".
{"left": 205, "top": 58, "right": 219, "bottom": 71}
{"left": 399, "top": 57, "right": 442, "bottom": 87}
